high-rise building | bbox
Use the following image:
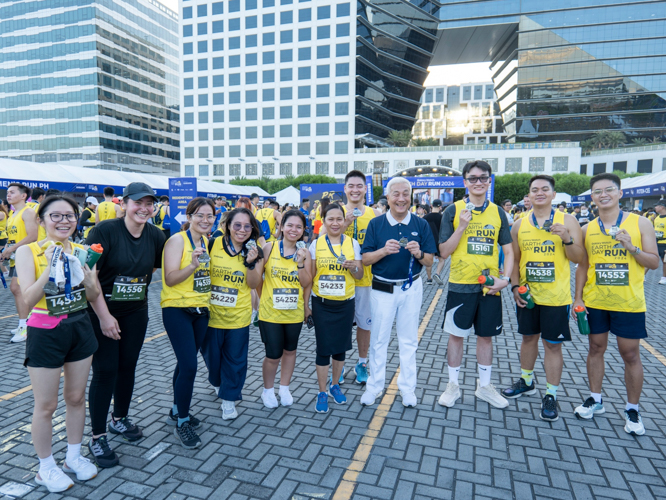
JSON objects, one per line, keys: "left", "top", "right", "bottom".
{"left": 0, "top": 0, "right": 180, "bottom": 174}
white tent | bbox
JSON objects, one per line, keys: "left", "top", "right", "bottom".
{"left": 552, "top": 192, "right": 572, "bottom": 205}
{"left": 274, "top": 186, "right": 300, "bottom": 206}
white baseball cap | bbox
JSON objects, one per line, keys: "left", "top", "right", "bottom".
{"left": 86, "top": 196, "right": 99, "bottom": 206}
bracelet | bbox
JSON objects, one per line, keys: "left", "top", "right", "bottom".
{"left": 297, "top": 264, "right": 305, "bottom": 269}
{"left": 511, "top": 285, "right": 520, "bottom": 292}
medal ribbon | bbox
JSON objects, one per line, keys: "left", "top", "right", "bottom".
{"left": 279, "top": 240, "right": 297, "bottom": 260}
{"left": 598, "top": 211, "right": 623, "bottom": 236}
{"left": 48, "top": 245, "right": 62, "bottom": 290}
{"left": 401, "top": 255, "right": 414, "bottom": 291}
{"left": 186, "top": 230, "right": 206, "bottom": 252}
{"left": 62, "top": 250, "right": 72, "bottom": 300}
{"left": 325, "top": 234, "right": 345, "bottom": 261}
{"left": 531, "top": 209, "right": 554, "bottom": 230}
{"left": 469, "top": 200, "right": 489, "bottom": 215}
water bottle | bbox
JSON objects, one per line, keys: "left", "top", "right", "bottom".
{"left": 517, "top": 286, "right": 535, "bottom": 309}
{"left": 574, "top": 305, "right": 590, "bottom": 335}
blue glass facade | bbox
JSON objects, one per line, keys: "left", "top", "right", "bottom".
{"left": 0, "top": 0, "right": 180, "bottom": 174}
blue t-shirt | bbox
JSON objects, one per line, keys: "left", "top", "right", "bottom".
{"left": 299, "top": 207, "right": 311, "bottom": 229}
{"left": 361, "top": 212, "right": 437, "bottom": 280}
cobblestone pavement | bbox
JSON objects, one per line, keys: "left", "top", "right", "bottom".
{"left": 0, "top": 264, "right": 665, "bottom": 500}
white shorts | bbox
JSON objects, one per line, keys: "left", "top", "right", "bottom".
{"left": 354, "top": 286, "right": 372, "bottom": 330}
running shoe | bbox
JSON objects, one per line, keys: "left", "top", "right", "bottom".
{"left": 165, "top": 409, "right": 201, "bottom": 429}
{"left": 108, "top": 414, "right": 143, "bottom": 441}
{"left": 279, "top": 387, "right": 293, "bottom": 406}
{"left": 360, "top": 391, "right": 380, "bottom": 406}
{"left": 574, "top": 397, "right": 605, "bottom": 419}
{"left": 174, "top": 421, "right": 202, "bottom": 449}
{"left": 315, "top": 392, "right": 329, "bottom": 413}
{"left": 502, "top": 378, "right": 537, "bottom": 399}
{"left": 475, "top": 380, "right": 509, "bottom": 408}
{"left": 87, "top": 435, "right": 119, "bottom": 468}
{"left": 540, "top": 394, "right": 559, "bottom": 422}
{"left": 659, "top": 277, "right": 666, "bottom": 285}
{"left": 328, "top": 366, "right": 345, "bottom": 386}
{"left": 10, "top": 326, "right": 26, "bottom": 343}
{"left": 432, "top": 273, "right": 444, "bottom": 286}
{"left": 400, "top": 391, "right": 417, "bottom": 408}
{"left": 221, "top": 400, "right": 238, "bottom": 420}
{"left": 35, "top": 467, "right": 74, "bottom": 493}
{"left": 261, "top": 390, "right": 279, "bottom": 409}
{"left": 624, "top": 409, "right": 645, "bottom": 436}
{"left": 328, "top": 383, "right": 347, "bottom": 405}
{"left": 62, "top": 455, "right": 98, "bottom": 480}
{"left": 438, "top": 382, "right": 460, "bottom": 408}
{"left": 354, "top": 362, "right": 368, "bottom": 385}
{"left": 426, "top": 279, "right": 433, "bottom": 285}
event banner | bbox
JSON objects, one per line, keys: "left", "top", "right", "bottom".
{"left": 300, "top": 183, "right": 347, "bottom": 205}
{"left": 573, "top": 182, "right": 666, "bottom": 202}
{"left": 169, "top": 177, "right": 197, "bottom": 228}
{"left": 382, "top": 176, "right": 495, "bottom": 203}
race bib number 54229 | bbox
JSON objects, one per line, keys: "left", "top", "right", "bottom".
{"left": 210, "top": 285, "right": 238, "bottom": 307}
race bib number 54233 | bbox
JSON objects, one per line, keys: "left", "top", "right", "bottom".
{"left": 318, "top": 275, "right": 345, "bottom": 297}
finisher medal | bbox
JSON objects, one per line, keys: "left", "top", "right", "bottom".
{"left": 43, "top": 281, "right": 59, "bottom": 295}
{"left": 337, "top": 254, "right": 346, "bottom": 265}
{"left": 542, "top": 220, "right": 552, "bottom": 232}
{"left": 609, "top": 226, "right": 619, "bottom": 239}
{"left": 246, "top": 240, "right": 257, "bottom": 250}
{"left": 399, "top": 237, "right": 409, "bottom": 248}
{"left": 294, "top": 240, "right": 306, "bottom": 261}
{"left": 198, "top": 252, "right": 211, "bottom": 264}
{"left": 352, "top": 208, "right": 362, "bottom": 217}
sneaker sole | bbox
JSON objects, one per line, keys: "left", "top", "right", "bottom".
{"left": 173, "top": 428, "right": 202, "bottom": 449}
{"left": 108, "top": 426, "right": 143, "bottom": 442}
{"left": 222, "top": 413, "right": 238, "bottom": 420}
{"left": 165, "top": 416, "right": 202, "bottom": 429}
{"left": 62, "top": 465, "right": 98, "bottom": 481}
{"left": 353, "top": 366, "right": 368, "bottom": 385}
{"left": 574, "top": 407, "right": 605, "bottom": 420}
{"left": 539, "top": 413, "right": 559, "bottom": 422}
{"left": 86, "top": 448, "right": 119, "bottom": 469}
{"left": 624, "top": 425, "right": 645, "bottom": 436}
{"left": 34, "top": 476, "right": 74, "bottom": 493}
{"left": 314, "top": 404, "right": 329, "bottom": 413}
{"left": 503, "top": 388, "right": 537, "bottom": 399}
{"left": 438, "top": 395, "right": 460, "bottom": 408}
{"left": 475, "top": 391, "right": 509, "bottom": 409}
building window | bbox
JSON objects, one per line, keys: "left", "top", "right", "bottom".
{"left": 482, "top": 158, "right": 498, "bottom": 172}
{"left": 280, "top": 124, "right": 292, "bottom": 137}
{"left": 281, "top": 163, "right": 293, "bottom": 175}
{"left": 437, "top": 159, "right": 452, "bottom": 168}
{"left": 297, "top": 143, "right": 310, "bottom": 155}
{"left": 185, "top": 165, "right": 194, "bottom": 176}
{"left": 280, "top": 88, "right": 293, "bottom": 100}
{"left": 213, "top": 146, "right": 224, "bottom": 157}
{"left": 552, "top": 157, "right": 569, "bottom": 172}
{"left": 336, "top": 43, "right": 349, "bottom": 57}
{"left": 214, "top": 164, "right": 224, "bottom": 176}
{"left": 529, "top": 157, "right": 545, "bottom": 172}
{"left": 337, "top": 3, "right": 350, "bottom": 16}
{"left": 297, "top": 162, "right": 309, "bottom": 175}
{"left": 316, "top": 84, "right": 329, "bottom": 98}
{"left": 230, "top": 145, "right": 241, "bottom": 157}
{"left": 263, "top": 125, "right": 275, "bottom": 138}
{"left": 316, "top": 123, "right": 329, "bottom": 136}
{"left": 280, "top": 143, "right": 292, "bottom": 155}
{"left": 199, "top": 164, "right": 209, "bottom": 176}
{"left": 299, "top": 8, "right": 311, "bottom": 21}
{"left": 613, "top": 161, "right": 627, "bottom": 173}
{"left": 415, "top": 159, "right": 429, "bottom": 166}
{"left": 280, "top": 106, "right": 292, "bottom": 119}
{"left": 263, "top": 108, "right": 275, "bottom": 120}
{"left": 580, "top": 164, "right": 587, "bottom": 175}
{"left": 263, "top": 32, "right": 275, "bottom": 45}
{"left": 299, "top": 48, "right": 311, "bottom": 61}
{"left": 317, "top": 5, "right": 330, "bottom": 19}
{"left": 317, "top": 25, "right": 330, "bottom": 39}
{"left": 262, "top": 144, "right": 274, "bottom": 156}
{"left": 505, "top": 157, "right": 522, "bottom": 173}
{"left": 280, "top": 30, "right": 293, "bottom": 43}
{"left": 335, "top": 102, "right": 348, "bottom": 115}
{"left": 263, "top": 13, "right": 274, "bottom": 26}
{"left": 335, "top": 63, "right": 349, "bottom": 76}
{"left": 199, "top": 129, "right": 209, "bottom": 141}
{"left": 229, "top": 163, "right": 241, "bottom": 176}
{"left": 299, "top": 27, "right": 311, "bottom": 41}
{"left": 354, "top": 161, "right": 368, "bottom": 173}
{"left": 246, "top": 163, "right": 258, "bottom": 175}
{"left": 280, "top": 10, "right": 293, "bottom": 24}
{"left": 593, "top": 163, "right": 606, "bottom": 175}
{"left": 263, "top": 68, "right": 275, "bottom": 81}
{"left": 298, "top": 124, "right": 310, "bottom": 136}
{"left": 185, "top": 147, "right": 194, "bottom": 159}
{"left": 637, "top": 159, "right": 653, "bottom": 173}
{"left": 335, "top": 122, "right": 348, "bottom": 135}
{"left": 280, "top": 68, "right": 293, "bottom": 81}
{"left": 183, "top": 6, "right": 192, "bottom": 18}
{"left": 336, "top": 23, "right": 349, "bottom": 37}
{"left": 246, "top": 126, "right": 258, "bottom": 139}
{"left": 334, "top": 161, "right": 348, "bottom": 174}
{"left": 316, "top": 142, "right": 329, "bottom": 154}
{"left": 316, "top": 161, "right": 329, "bottom": 174}
{"left": 317, "top": 45, "right": 330, "bottom": 59}
{"left": 213, "top": 128, "right": 224, "bottom": 140}
{"left": 298, "top": 86, "right": 311, "bottom": 99}
{"left": 246, "top": 16, "right": 257, "bottom": 29}
{"left": 262, "top": 163, "right": 275, "bottom": 175}
{"left": 230, "top": 128, "right": 241, "bottom": 140}
{"left": 184, "top": 130, "right": 194, "bottom": 141}
{"left": 335, "top": 83, "right": 348, "bottom": 96}
{"left": 298, "top": 105, "right": 310, "bottom": 118}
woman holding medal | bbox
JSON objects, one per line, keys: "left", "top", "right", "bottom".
{"left": 308, "top": 202, "right": 363, "bottom": 413}
{"left": 15, "top": 195, "right": 100, "bottom": 493}
{"left": 202, "top": 208, "right": 263, "bottom": 420}
{"left": 85, "top": 182, "right": 166, "bottom": 468}
{"left": 161, "top": 198, "right": 214, "bottom": 449}
{"left": 258, "top": 209, "right": 312, "bottom": 408}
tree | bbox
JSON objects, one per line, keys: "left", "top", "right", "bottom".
{"left": 387, "top": 130, "right": 412, "bottom": 147}
{"left": 552, "top": 173, "right": 591, "bottom": 197}
{"left": 411, "top": 137, "right": 439, "bottom": 147}
{"left": 493, "top": 173, "right": 532, "bottom": 204}
{"left": 631, "top": 138, "right": 648, "bottom": 146}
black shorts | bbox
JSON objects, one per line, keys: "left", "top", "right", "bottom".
{"left": 587, "top": 307, "right": 647, "bottom": 339}
{"left": 0, "top": 238, "right": 7, "bottom": 246}
{"left": 8, "top": 266, "right": 16, "bottom": 278}
{"left": 658, "top": 243, "right": 666, "bottom": 260}
{"left": 258, "top": 320, "right": 302, "bottom": 359}
{"left": 516, "top": 304, "right": 571, "bottom": 342}
{"left": 443, "top": 291, "right": 503, "bottom": 338}
{"left": 24, "top": 311, "right": 98, "bottom": 368}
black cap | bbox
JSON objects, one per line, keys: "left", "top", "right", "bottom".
{"left": 123, "top": 182, "right": 158, "bottom": 202}
{"left": 656, "top": 200, "right": 666, "bottom": 207}
{"left": 432, "top": 199, "right": 442, "bottom": 207}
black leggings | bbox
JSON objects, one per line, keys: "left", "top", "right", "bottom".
{"left": 88, "top": 307, "right": 149, "bottom": 436}
{"left": 163, "top": 307, "right": 209, "bottom": 418}
{"left": 258, "top": 320, "right": 302, "bottom": 359}
{"left": 316, "top": 352, "right": 345, "bottom": 366}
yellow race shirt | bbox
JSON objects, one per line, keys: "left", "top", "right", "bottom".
{"left": 160, "top": 232, "right": 210, "bottom": 308}
{"left": 449, "top": 200, "right": 502, "bottom": 284}
{"left": 343, "top": 206, "right": 375, "bottom": 287}
{"left": 518, "top": 210, "right": 571, "bottom": 307}
{"left": 82, "top": 207, "right": 95, "bottom": 238}
{"left": 209, "top": 236, "right": 252, "bottom": 328}
{"left": 26, "top": 202, "right": 46, "bottom": 241}
{"left": 97, "top": 201, "right": 117, "bottom": 221}
{"left": 653, "top": 215, "right": 666, "bottom": 244}
{"left": 255, "top": 207, "right": 277, "bottom": 242}
{"left": 583, "top": 213, "right": 645, "bottom": 313}
{"left": 0, "top": 213, "right": 7, "bottom": 240}
{"left": 259, "top": 241, "right": 304, "bottom": 324}
{"left": 312, "top": 235, "right": 356, "bottom": 301}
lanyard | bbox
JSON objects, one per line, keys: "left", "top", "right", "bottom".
{"left": 223, "top": 235, "right": 242, "bottom": 257}
{"left": 353, "top": 219, "right": 358, "bottom": 240}
{"left": 598, "top": 211, "right": 623, "bottom": 236}
{"left": 63, "top": 250, "right": 72, "bottom": 300}
{"left": 186, "top": 230, "right": 205, "bottom": 251}
{"left": 531, "top": 209, "right": 554, "bottom": 230}
{"left": 401, "top": 255, "right": 414, "bottom": 291}
{"left": 325, "top": 234, "right": 345, "bottom": 260}
{"left": 467, "top": 199, "right": 489, "bottom": 214}
{"left": 279, "top": 240, "right": 296, "bottom": 260}
{"left": 43, "top": 244, "right": 62, "bottom": 295}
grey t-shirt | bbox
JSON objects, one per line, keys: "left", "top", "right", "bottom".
{"left": 439, "top": 202, "right": 512, "bottom": 293}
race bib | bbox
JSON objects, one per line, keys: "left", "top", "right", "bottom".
{"left": 467, "top": 237, "right": 494, "bottom": 256}
{"left": 595, "top": 263, "right": 628, "bottom": 286}
{"left": 193, "top": 269, "right": 211, "bottom": 294}
{"left": 273, "top": 287, "right": 299, "bottom": 310}
{"left": 45, "top": 287, "right": 87, "bottom": 316}
{"left": 210, "top": 285, "right": 238, "bottom": 307}
{"left": 656, "top": 231, "right": 664, "bottom": 239}
{"left": 110, "top": 276, "right": 147, "bottom": 301}
{"left": 526, "top": 261, "right": 555, "bottom": 283}
{"left": 318, "top": 275, "right": 345, "bottom": 297}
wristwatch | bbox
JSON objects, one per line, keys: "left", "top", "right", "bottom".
{"left": 630, "top": 246, "right": 641, "bottom": 255}
{"left": 563, "top": 237, "right": 574, "bottom": 246}
{"left": 353, "top": 266, "right": 359, "bottom": 273}
{"left": 418, "top": 250, "right": 425, "bottom": 260}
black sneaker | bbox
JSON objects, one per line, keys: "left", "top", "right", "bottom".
{"left": 165, "top": 409, "right": 201, "bottom": 429}
{"left": 174, "top": 421, "right": 201, "bottom": 449}
{"left": 540, "top": 394, "right": 559, "bottom": 422}
{"left": 426, "top": 279, "right": 433, "bottom": 285}
{"left": 502, "top": 378, "right": 537, "bottom": 399}
{"left": 87, "top": 435, "right": 119, "bottom": 468}
{"left": 108, "top": 414, "right": 143, "bottom": 441}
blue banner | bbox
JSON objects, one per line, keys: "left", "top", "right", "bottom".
{"left": 382, "top": 176, "right": 496, "bottom": 202}
{"left": 365, "top": 175, "right": 374, "bottom": 205}
{"left": 573, "top": 182, "right": 666, "bottom": 202}
{"left": 169, "top": 177, "right": 197, "bottom": 230}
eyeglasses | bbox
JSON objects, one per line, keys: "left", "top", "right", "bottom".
{"left": 465, "top": 176, "right": 490, "bottom": 184}
{"left": 591, "top": 186, "right": 618, "bottom": 197}
{"left": 48, "top": 213, "right": 77, "bottom": 222}
{"left": 191, "top": 214, "right": 215, "bottom": 221}
{"left": 232, "top": 222, "right": 253, "bottom": 232}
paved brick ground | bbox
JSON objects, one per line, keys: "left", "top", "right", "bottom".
{"left": 0, "top": 264, "right": 665, "bottom": 500}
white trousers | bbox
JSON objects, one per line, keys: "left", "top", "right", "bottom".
{"left": 366, "top": 277, "right": 423, "bottom": 396}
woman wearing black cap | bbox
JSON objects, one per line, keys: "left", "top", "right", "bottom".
{"left": 84, "top": 182, "right": 166, "bottom": 468}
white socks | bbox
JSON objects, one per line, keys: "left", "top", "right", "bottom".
{"left": 358, "top": 357, "right": 368, "bottom": 364}
{"left": 18, "top": 319, "right": 27, "bottom": 328}
{"left": 66, "top": 443, "right": 81, "bottom": 465}
{"left": 263, "top": 387, "right": 274, "bottom": 394}
{"left": 591, "top": 392, "right": 602, "bottom": 404}
{"left": 478, "top": 364, "right": 492, "bottom": 388}
{"left": 39, "top": 455, "right": 57, "bottom": 475}
{"left": 448, "top": 366, "right": 460, "bottom": 385}
{"left": 626, "top": 402, "right": 639, "bottom": 412}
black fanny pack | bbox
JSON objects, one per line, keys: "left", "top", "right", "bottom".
{"left": 371, "top": 277, "right": 393, "bottom": 294}
{"left": 184, "top": 307, "right": 209, "bottom": 316}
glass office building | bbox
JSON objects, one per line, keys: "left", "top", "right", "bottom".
{"left": 0, "top": 0, "right": 180, "bottom": 174}
{"left": 435, "top": 1, "right": 666, "bottom": 144}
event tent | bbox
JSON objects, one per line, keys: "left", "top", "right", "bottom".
{"left": 573, "top": 171, "right": 666, "bottom": 202}
{"left": 552, "top": 192, "right": 572, "bottom": 205}
{"left": 273, "top": 186, "right": 300, "bottom": 206}
{"left": 0, "top": 159, "right": 271, "bottom": 199}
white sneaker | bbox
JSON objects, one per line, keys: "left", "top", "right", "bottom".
{"left": 261, "top": 390, "right": 278, "bottom": 409}
{"left": 211, "top": 385, "right": 219, "bottom": 396}
{"left": 63, "top": 455, "right": 98, "bottom": 481}
{"left": 221, "top": 400, "right": 238, "bottom": 420}
{"left": 10, "top": 327, "right": 18, "bottom": 334}
{"left": 360, "top": 391, "right": 380, "bottom": 406}
{"left": 438, "top": 382, "right": 461, "bottom": 408}
{"left": 475, "top": 380, "right": 509, "bottom": 409}
{"left": 279, "top": 388, "right": 293, "bottom": 406}
{"left": 624, "top": 409, "right": 645, "bottom": 436}
{"left": 658, "top": 277, "right": 666, "bottom": 285}
{"left": 400, "top": 391, "right": 417, "bottom": 408}
{"left": 10, "top": 326, "right": 26, "bottom": 343}
{"left": 35, "top": 467, "right": 74, "bottom": 493}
